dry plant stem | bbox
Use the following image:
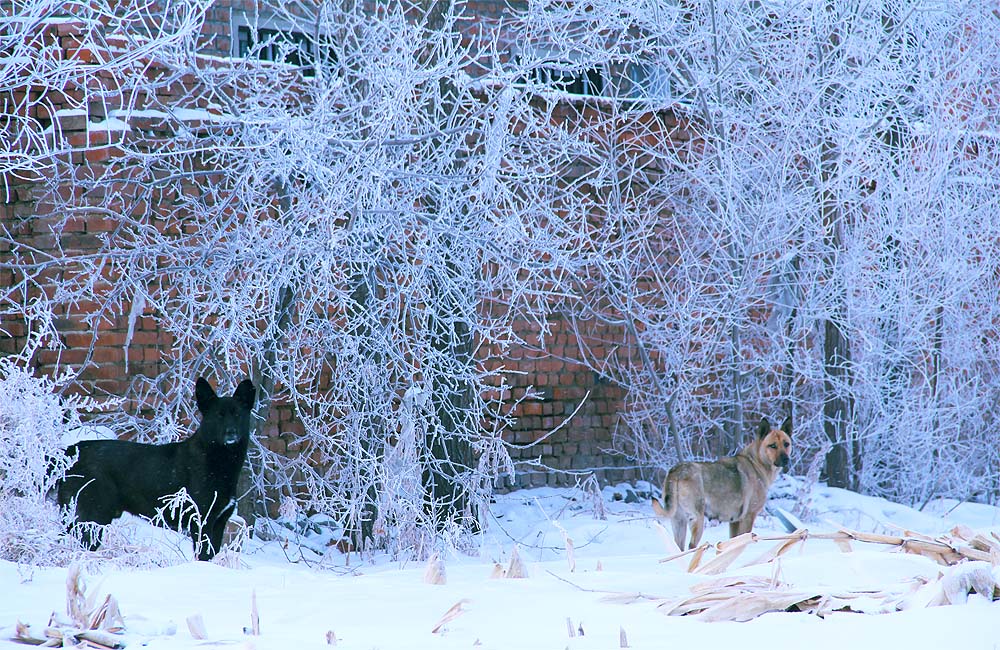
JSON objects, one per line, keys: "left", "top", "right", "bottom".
{"left": 430, "top": 599, "right": 470, "bottom": 635}
{"left": 660, "top": 527, "right": 993, "bottom": 570}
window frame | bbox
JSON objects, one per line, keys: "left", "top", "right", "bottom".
{"left": 229, "top": 13, "right": 321, "bottom": 76}
{"left": 511, "top": 45, "right": 610, "bottom": 99}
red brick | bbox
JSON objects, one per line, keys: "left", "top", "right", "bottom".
{"left": 84, "top": 145, "right": 120, "bottom": 163}
{"left": 520, "top": 401, "right": 543, "bottom": 416}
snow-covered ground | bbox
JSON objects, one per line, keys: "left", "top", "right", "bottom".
{"left": 3, "top": 476, "right": 1000, "bottom": 650}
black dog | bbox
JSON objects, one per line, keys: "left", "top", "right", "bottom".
{"left": 57, "top": 377, "right": 256, "bottom": 561}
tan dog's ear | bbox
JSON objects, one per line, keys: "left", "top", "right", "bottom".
{"left": 757, "top": 419, "right": 771, "bottom": 438}
{"left": 781, "top": 416, "right": 792, "bottom": 437}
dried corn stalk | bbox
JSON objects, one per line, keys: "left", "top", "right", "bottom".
{"left": 694, "top": 534, "right": 755, "bottom": 575}
{"left": 423, "top": 554, "right": 447, "bottom": 585}
{"left": 651, "top": 530, "right": 1000, "bottom": 622}
{"left": 504, "top": 546, "right": 528, "bottom": 579}
{"left": 12, "top": 565, "right": 127, "bottom": 649}
{"left": 431, "top": 599, "right": 470, "bottom": 634}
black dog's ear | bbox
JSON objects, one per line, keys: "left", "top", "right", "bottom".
{"left": 195, "top": 377, "right": 217, "bottom": 413}
{"left": 233, "top": 379, "right": 256, "bottom": 411}
{"left": 781, "top": 416, "right": 792, "bottom": 437}
{"left": 757, "top": 418, "right": 772, "bottom": 438}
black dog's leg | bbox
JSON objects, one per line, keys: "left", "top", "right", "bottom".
{"left": 69, "top": 519, "right": 105, "bottom": 551}
{"left": 73, "top": 493, "right": 121, "bottom": 551}
{"left": 196, "top": 499, "right": 237, "bottom": 561}
{"left": 194, "top": 532, "right": 214, "bottom": 561}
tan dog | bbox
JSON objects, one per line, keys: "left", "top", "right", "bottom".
{"left": 652, "top": 417, "right": 791, "bottom": 550}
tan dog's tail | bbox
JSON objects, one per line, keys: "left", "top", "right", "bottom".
{"left": 651, "top": 476, "right": 677, "bottom": 518}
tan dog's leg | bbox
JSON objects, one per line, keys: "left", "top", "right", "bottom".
{"left": 688, "top": 514, "right": 705, "bottom": 548}
{"left": 733, "top": 514, "right": 757, "bottom": 536}
{"left": 671, "top": 514, "right": 688, "bottom": 551}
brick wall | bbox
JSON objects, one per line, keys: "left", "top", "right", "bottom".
{"left": 499, "top": 314, "right": 632, "bottom": 488}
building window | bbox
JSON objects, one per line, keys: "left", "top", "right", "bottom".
{"left": 235, "top": 24, "right": 317, "bottom": 75}
{"left": 513, "top": 44, "right": 608, "bottom": 98}
{"left": 526, "top": 61, "right": 606, "bottom": 97}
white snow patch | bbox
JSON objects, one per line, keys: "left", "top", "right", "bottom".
{"left": 88, "top": 117, "right": 131, "bottom": 132}
{"left": 107, "top": 108, "right": 234, "bottom": 123}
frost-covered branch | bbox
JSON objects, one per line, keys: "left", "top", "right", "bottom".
{"left": 520, "top": 0, "right": 1000, "bottom": 504}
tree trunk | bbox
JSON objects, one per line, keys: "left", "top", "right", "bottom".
{"left": 817, "top": 1, "right": 855, "bottom": 488}
{"left": 819, "top": 128, "right": 855, "bottom": 489}
{"left": 416, "top": 0, "right": 478, "bottom": 530}
{"left": 822, "top": 317, "right": 852, "bottom": 488}
{"left": 423, "top": 242, "right": 478, "bottom": 530}
{"left": 345, "top": 273, "right": 382, "bottom": 548}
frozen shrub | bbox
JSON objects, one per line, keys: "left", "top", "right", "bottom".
{"left": 0, "top": 358, "right": 90, "bottom": 564}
